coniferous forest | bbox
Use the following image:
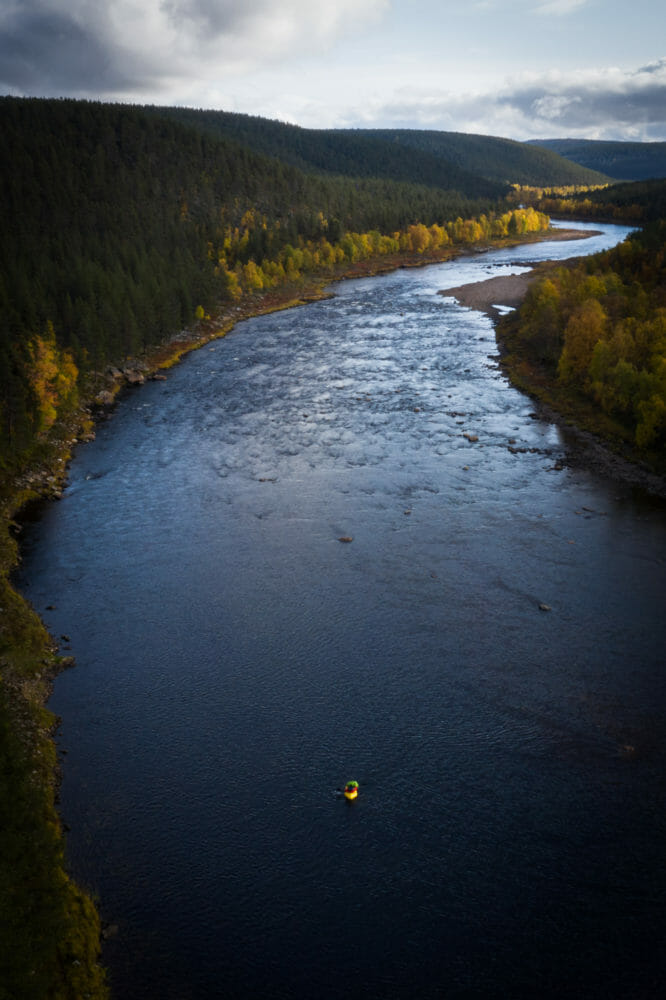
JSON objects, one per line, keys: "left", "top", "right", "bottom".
{"left": 528, "top": 137, "right": 666, "bottom": 182}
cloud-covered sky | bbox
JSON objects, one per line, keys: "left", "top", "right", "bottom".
{"left": 2, "top": 0, "right": 665, "bottom": 141}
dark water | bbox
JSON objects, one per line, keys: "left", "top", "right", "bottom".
{"left": 16, "top": 223, "right": 666, "bottom": 999}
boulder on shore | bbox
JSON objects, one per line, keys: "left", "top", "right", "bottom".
{"left": 95, "top": 390, "right": 115, "bottom": 406}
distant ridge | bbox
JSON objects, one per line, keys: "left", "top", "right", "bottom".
{"left": 528, "top": 138, "right": 666, "bottom": 182}
{"left": 345, "top": 128, "right": 610, "bottom": 187}
{"left": 145, "top": 107, "right": 506, "bottom": 199}
{"left": 146, "top": 107, "right": 609, "bottom": 191}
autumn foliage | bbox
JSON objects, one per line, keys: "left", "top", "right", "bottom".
{"left": 506, "top": 220, "right": 666, "bottom": 449}
{"left": 213, "top": 206, "right": 548, "bottom": 296}
{"left": 27, "top": 323, "right": 78, "bottom": 434}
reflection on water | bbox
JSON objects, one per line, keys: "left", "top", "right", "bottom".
{"left": 16, "top": 222, "right": 666, "bottom": 999}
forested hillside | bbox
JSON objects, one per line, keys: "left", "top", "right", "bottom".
{"left": 151, "top": 107, "right": 608, "bottom": 189}
{"left": 0, "top": 96, "right": 550, "bottom": 484}
{"left": 529, "top": 138, "right": 666, "bottom": 181}
{"left": 354, "top": 129, "right": 609, "bottom": 187}
{"left": 147, "top": 107, "right": 508, "bottom": 197}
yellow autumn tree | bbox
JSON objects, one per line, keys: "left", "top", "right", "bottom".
{"left": 243, "top": 260, "right": 265, "bottom": 291}
{"left": 558, "top": 299, "right": 608, "bottom": 383}
{"left": 517, "top": 276, "right": 563, "bottom": 365}
{"left": 636, "top": 384, "right": 666, "bottom": 448}
{"left": 28, "top": 322, "right": 78, "bottom": 434}
{"left": 221, "top": 266, "right": 242, "bottom": 301}
{"left": 408, "top": 223, "right": 430, "bottom": 253}
{"left": 318, "top": 239, "right": 337, "bottom": 270}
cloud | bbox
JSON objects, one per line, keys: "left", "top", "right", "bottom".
{"left": 532, "top": 0, "right": 589, "bottom": 14}
{"left": 343, "top": 61, "right": 666, "bottom": 141}
{"left": 501, "top": 62, "right": 666, "bottom": 138}
{"left": 159, "top": 0, "right": 386, "bottom": 47}
{"left": 0, "top": 0, "right": 389, "bottom": 97}
{"left": 636, "top": 58, "right": 666, "bottom": 77}
{"left": 2, "top": 2, "right": 664, "bottom": 144}
{"left": 0, "top": 2, "right": 139, "bottom": 92}
{"left": 473, "top": 0, "right": 590, "bottom": 14}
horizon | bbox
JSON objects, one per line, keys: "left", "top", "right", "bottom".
{"left": 1, "top": 2, "right": 665, "bottom": 143}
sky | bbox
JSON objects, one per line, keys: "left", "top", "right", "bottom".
{"left": 1, "top": 0, "right": 666, "bottom": 141}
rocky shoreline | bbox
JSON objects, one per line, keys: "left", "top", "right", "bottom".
{"left": 519, "top": 398, "right": 666, "bottom": 499}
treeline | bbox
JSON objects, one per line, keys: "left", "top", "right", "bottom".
{"left": 216, "top": 205, "right": 548, "bottom": 298}
{"left": 503, "top": 217, "right": 666, "bottom": 450}
{"left": 516, "top": 177, "right": 666, "bottom": 224}
{"left": 0, "top": 96, "right": 548, "bottom": 480}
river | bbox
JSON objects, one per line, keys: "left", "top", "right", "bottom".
{"left": 16, "top": 221, "right": 666, "bottom": 999}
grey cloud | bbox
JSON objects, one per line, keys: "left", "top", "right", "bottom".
{"left": 635, "top": 58, "right": 666, "bottom": 76}
{"left": 354, "top": 66, "right": 666, "bottom": 141}
{"left": 498, "top": 78, "right": 666, "bottom": 137}
{"left": 160, "top": 0, "right": 268, "bottom": 36}
{"left": 0, "top": 0, "right": 375, "bottom": 100}
{"left": 0, "top": 5, "right": 143, "bottom": 93}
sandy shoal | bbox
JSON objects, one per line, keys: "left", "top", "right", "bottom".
{"left": 438, "top": 227, "right": 600, "bottom": 317}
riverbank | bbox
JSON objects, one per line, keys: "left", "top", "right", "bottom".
{"left": 439, "top": 244, "right": 666, "bottom": 500}
{"left": 437, "top": 227, "right": 600, "bottom": 318}
{"left": 440, "top": 269, "right": 539, "bottom": 318}
{"left": 86, "top": 228, "right": 571, "bottom": 407}
{"left": 84, "top": 245, "right": 472, "bottom": 403}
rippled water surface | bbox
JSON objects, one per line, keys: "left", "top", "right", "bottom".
{"left": 17, "top": 223, "right": 666, "bottom": 999}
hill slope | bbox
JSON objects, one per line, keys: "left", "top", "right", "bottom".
{"left": 352, "top": 128, "right": 610, "bottom": 186}
{"left": 147, "top": 108, "right": 607, "bottom": 190}
{"left": 528, "top": 139, "right": 666, "bottom": 181}
{"left": 144, "top": 107, "right": 508, "bottom": 198}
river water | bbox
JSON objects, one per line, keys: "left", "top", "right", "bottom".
{"left": 16, "top": 222, "right": 666, "bottom": 999}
